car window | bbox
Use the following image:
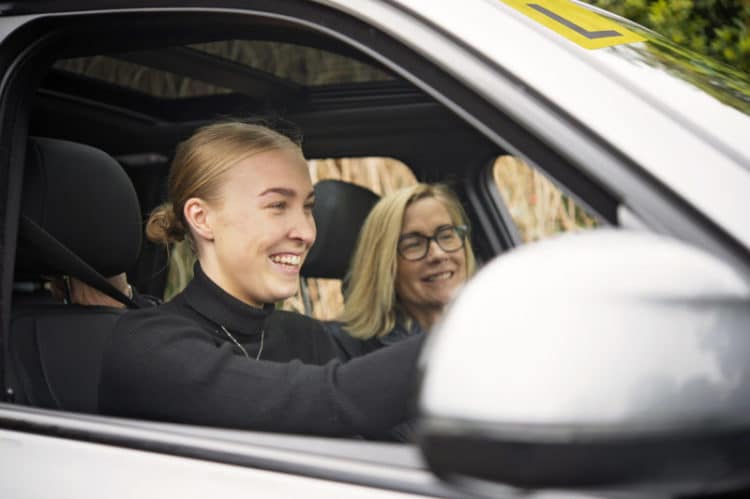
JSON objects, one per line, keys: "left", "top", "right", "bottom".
{"left": 492, "top": 155, "right": 598, "bottom": 243}
{"left": 13, "top": 0, "right": 622, "bottom": 458}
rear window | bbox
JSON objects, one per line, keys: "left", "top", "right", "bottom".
{"left": 493, "top": 155, "right": 598, "bottom": 242}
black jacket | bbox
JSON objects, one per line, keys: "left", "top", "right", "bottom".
{"left": 324, "top": 315, "right": 426, "bottom": 361}
{"left": 98, "top": 264, "right": 422, "bottom": 437}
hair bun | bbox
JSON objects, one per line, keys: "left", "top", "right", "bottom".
{"left": 146, "top": 202, "right": 186, "bottom": 245}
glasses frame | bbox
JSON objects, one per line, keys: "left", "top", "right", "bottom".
{"left": 397, "top": 224, "right": 469, "bottom": 261}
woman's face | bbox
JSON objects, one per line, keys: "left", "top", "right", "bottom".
{"left": 197, "top": 148, "right": 316, "bottom": 307}
{"left": 395, "top": 197, "right": 467, "bottom": 323}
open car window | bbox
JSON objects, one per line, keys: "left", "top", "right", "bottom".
{"left": 8, "top": 0, "right": 613, "bottom": 436}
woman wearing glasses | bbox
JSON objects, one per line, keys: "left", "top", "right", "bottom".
{"left": 329, "top": 183, "right": 476, "bottom": 359}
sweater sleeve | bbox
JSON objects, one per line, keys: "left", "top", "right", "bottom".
{"left": 98, "top": 308, "right": 422, "bottom": 436}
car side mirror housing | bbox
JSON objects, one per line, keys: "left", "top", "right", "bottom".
{"left": 418, "top": 230, "right": 750, "bottom": 494}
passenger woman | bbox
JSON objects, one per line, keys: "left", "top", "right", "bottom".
{"left": 98, "top": 122, "right": 422, "bottom": 436}
{"left": 328, "top": 183, "right": 476, "bottom": 358}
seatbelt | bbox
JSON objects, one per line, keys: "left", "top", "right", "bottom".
{"left": 18, "top": 215, "right": 139, "bottom": 309}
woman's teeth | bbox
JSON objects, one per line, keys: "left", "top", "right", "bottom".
{"left": 425, "top": 271, "right": 452, "bottom": 282}
{"left": 271, "top": 254, "right": 301, "bottom": 266}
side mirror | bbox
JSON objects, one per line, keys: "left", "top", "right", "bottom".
{"left": 418, "top": 230, "right": 750, "bottom": 494}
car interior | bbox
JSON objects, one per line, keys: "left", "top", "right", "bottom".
{"left": 30, "top": 17, "right": 518, "bottom": 293}
{"left": 0, "top": 4, "right": 614, "bottom": 493}
{"left": 11, "top": 136, "right": 142, "bottom": 411}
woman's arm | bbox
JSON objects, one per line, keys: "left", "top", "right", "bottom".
{"left": 99, "top": 308, "right": 422, "bottom": 437}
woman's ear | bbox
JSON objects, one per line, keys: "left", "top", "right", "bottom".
{"left": 184, "top": 197, "right": 214, "bottom": 242}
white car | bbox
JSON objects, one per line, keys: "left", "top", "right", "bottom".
{"left": 1, "top": 0, "right": 749, "bottom": 497}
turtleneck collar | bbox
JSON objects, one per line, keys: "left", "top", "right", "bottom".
{"left": 181, "top": 262, "right": 274, "bottom": 338}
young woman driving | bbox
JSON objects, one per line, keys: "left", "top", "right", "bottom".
{"left": 98, "top": 122, "right": 422, "bottom": 436}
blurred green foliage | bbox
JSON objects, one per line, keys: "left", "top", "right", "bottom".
{"left": 589, "top": 0, "right": 750, "bottom": 73}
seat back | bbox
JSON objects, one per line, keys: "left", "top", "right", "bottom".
{"left": 9, "top": 137, "right": 142, "bottom": 412}
{"left": 9, "top": 306, "right": 126, "bottom": 410}
{"left": 301, "top": 179, "right": 379, "bottom": 280}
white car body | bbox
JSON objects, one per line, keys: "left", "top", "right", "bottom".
{"left": 1, "top": 1, "right": 749, "bottom": 497}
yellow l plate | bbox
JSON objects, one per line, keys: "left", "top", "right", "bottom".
{"left": 501, "top": 0, "right": 645, "bottom": 49}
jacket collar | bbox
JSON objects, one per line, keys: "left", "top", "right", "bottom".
{"left": 379, "top": 312, "right": 426, "bottom": 345}
{"left": 182, "top": 262, "right": 274, "bottom": 338}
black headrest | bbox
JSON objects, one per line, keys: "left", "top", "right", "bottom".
{"left": 302, "top": 179, "right": 379, "bottom": 279}
{"left": 17, "top": 137, "right": 142, "bottom": 277}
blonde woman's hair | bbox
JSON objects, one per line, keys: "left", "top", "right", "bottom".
{"left": 146, "top": 121, "right": 302, "bottom": 250}
{"left": 339, "top": 183, "right": 476, "bottom": 340}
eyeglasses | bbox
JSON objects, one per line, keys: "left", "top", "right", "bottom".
{"left": 397, "top": 225, "right": 468, "bottom": 261}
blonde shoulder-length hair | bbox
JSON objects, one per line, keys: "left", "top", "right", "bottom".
{"left": 338, "top": 183, "right": 476, "bottom": 340}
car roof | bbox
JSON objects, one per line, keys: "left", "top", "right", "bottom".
{"left": 322, "top": 0, "right": 750, "bottom": 254}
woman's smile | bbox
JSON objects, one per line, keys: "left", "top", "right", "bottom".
{"left": 395, "top": 197, "right": 468, "bottom": 328}
{"left": 199, "top": 147, "right": 315, "bottom": 307}
{"left": 269, "top": 252, "right": 304, "bottom": 274}
{"left": 422, "top": 270, "right": 455, "bottom": 283}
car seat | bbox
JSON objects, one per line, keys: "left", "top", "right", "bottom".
{"left": 301, "top": 179, "right": 379, "bottom": 282}
{"left": 300, "top": 179, "right": 379, "bottom": 357}
{"left": 8, "top": 137, "right": 143, "bottom": 412}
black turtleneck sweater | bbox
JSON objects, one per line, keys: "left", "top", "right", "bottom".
{"left": 98, "top": 264, "right": 422, "bottom": 437}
